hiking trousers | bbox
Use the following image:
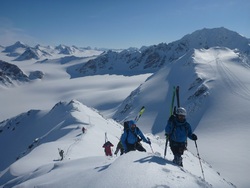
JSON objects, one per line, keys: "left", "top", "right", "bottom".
{"left": 169, "top": 140, "right": 186, "bottom": 157}
{"left": 126, "top": 142, "right": 146, "bottom": 153}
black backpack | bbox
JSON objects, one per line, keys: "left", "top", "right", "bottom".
{"left": 123, "top": 121, "right": 130, "bottom": 131}
{"left": 123, "top": 121, "right": 141, "bottom": 142}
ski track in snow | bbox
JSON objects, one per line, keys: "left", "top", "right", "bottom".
{"left": 64, "top": 133, "right": 83, "bottom": 159}
{"left": 215, "top": 58, "right": 250, "bottom": 101}
{"left": 64, "top": 114, "right": 95, "bottom": 159}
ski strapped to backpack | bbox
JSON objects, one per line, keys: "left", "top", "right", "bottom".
{"left": 169, "top": 87, "right": 176, "bottom": 116}
{"left": 134, "top": 106, "right": 145, "bottom": 122}
{"left": 123, "top": 106, "right": 146, "bottom": 131}
{"left": 105, "top": 132, "right": 108, "bottom": 143}
{"left": 122, "top": 106, "right": 146, "bottom": 145}
{"left": 176, "top": 86, "right": 180, "bottom": 108}
{"left": 164, "top": 86, "right": 180, "bottom": 159}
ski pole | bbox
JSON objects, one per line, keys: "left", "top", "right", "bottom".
{"left": 147, "top": 137, "right": 154, "bottom": 153}
{"left": 164, "top": 136, "right": 168, "bottom": 159}
{"left": 195, "top": 140, "right": 205, "bottom": 180}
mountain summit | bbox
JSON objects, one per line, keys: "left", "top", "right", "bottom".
{"left": 179, "top": 27, "right": 250, "bottom": 52}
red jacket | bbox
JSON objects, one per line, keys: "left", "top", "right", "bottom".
{"left": 103, "top": 141, "right": 113, "bottom": 156}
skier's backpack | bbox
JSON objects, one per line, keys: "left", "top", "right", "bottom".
{"left": 103, "top": 141, "right": 113, "bottom": 148}
{"left": 123, "top": 120, "right": 137, "bottom": 131}
{"left": 123, "top": 121, "right": 130, "bottom": 131}
{"left": 123, "top": 120, "right": 141, "bottom": 142}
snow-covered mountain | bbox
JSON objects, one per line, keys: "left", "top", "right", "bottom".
{"left": 0, "top": 60, "right": 45, "bottom": 86}
{"left": 0, "top": 100, "right": 235, "bottom": 188}
{"left": 74, "top": 27, "right": 250, "bottom": 76}
{"left": 113, "top": 46, "right": 250, "bottom": 130}
{"left": 0, "top": 60, "right": 30, "bottom": 86}
{"left": 14, "top": 47, "right": 45, "bottom": 61}
{"left": 0, "top": 27, "right": 250, "bottom": 187}
{"left": 3, "top": 41, "right": 28, "bottom": 57}
{"left": 112, "top": 46, "right": 250, "bottom": 187}
{"left": 1, "top": 42, "right": 104, "bottom": 61}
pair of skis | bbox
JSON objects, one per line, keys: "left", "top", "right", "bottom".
{"left": 134, "top": 106, "right": 145, "bottom": 123}
{"left": 164, "top": 86, "right": 180, "bottom": 159}
{"left": 135, "top": 106, "right": 155, "bottom": 154}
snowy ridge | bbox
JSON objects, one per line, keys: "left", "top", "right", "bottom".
{"left": 113, "top": 46, "right": 250, "bottom": 131}
{"left": 75, "top": 27, "right": 250, "bottom": 77}
{"left": 0, "top": 100, "right": 234, "bottom": 188}
{"left": 112, "top": 46, "right": 250, "bottom": 187}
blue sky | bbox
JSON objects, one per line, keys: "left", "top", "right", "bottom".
{"left": 0, "top": 0, "right": 249, "bottom": 49}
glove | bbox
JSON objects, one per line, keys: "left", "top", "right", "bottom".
{"left": 147, "top": 139, "right": 151, "bottom": 145}
{"left": 146, "top": 137, "right": 151, "bottom": 145}
{"left": 165, "top": 134, "right": 169, "bottom": 140}
{"left": 191, "top": 134, "right": 197, "bottom": 141}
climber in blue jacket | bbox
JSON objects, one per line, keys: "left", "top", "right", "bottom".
{"left": 121, "top": 120, "right": 151, "bottom": 153}
{"left": 165, "top": 107, "right": 197, "bottom": 166}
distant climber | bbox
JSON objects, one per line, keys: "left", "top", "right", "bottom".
{"left": 82, "top": 127, "right": 86, "bottom": 134}
{"left": 58, "top": 148, "right": 64, "bottom": 161}
{"left": 103, "top": 141, "right": 114, "bottom": 156}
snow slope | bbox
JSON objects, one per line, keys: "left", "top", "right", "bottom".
{"left": 0, "top": 100, "right": 234, "bottom": 188}
{"left": 113, "top": 47, "right": 250, "bottom": 187}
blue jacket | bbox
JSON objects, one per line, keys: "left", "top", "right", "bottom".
{"left": 165, "top": 117, "right": 193, "bottom": 143}
{"left": 121, "top": 121, "right": 148, "bottom": 151}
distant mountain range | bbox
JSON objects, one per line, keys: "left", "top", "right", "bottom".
{"left": 1, "top": 41, "right": 104, "bottom": 61}
{"left": 0, "top": 42, "right": 103, "bottom": 85}
{"left": 1, "top": 27, "right": 249, "bottom": 86}
{"left": 76, "top": 27, "right": 250, "bottom": 76}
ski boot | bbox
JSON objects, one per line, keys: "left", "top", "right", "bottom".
{"left": 173, "top": 156, "right": 183, "bottom": 167}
